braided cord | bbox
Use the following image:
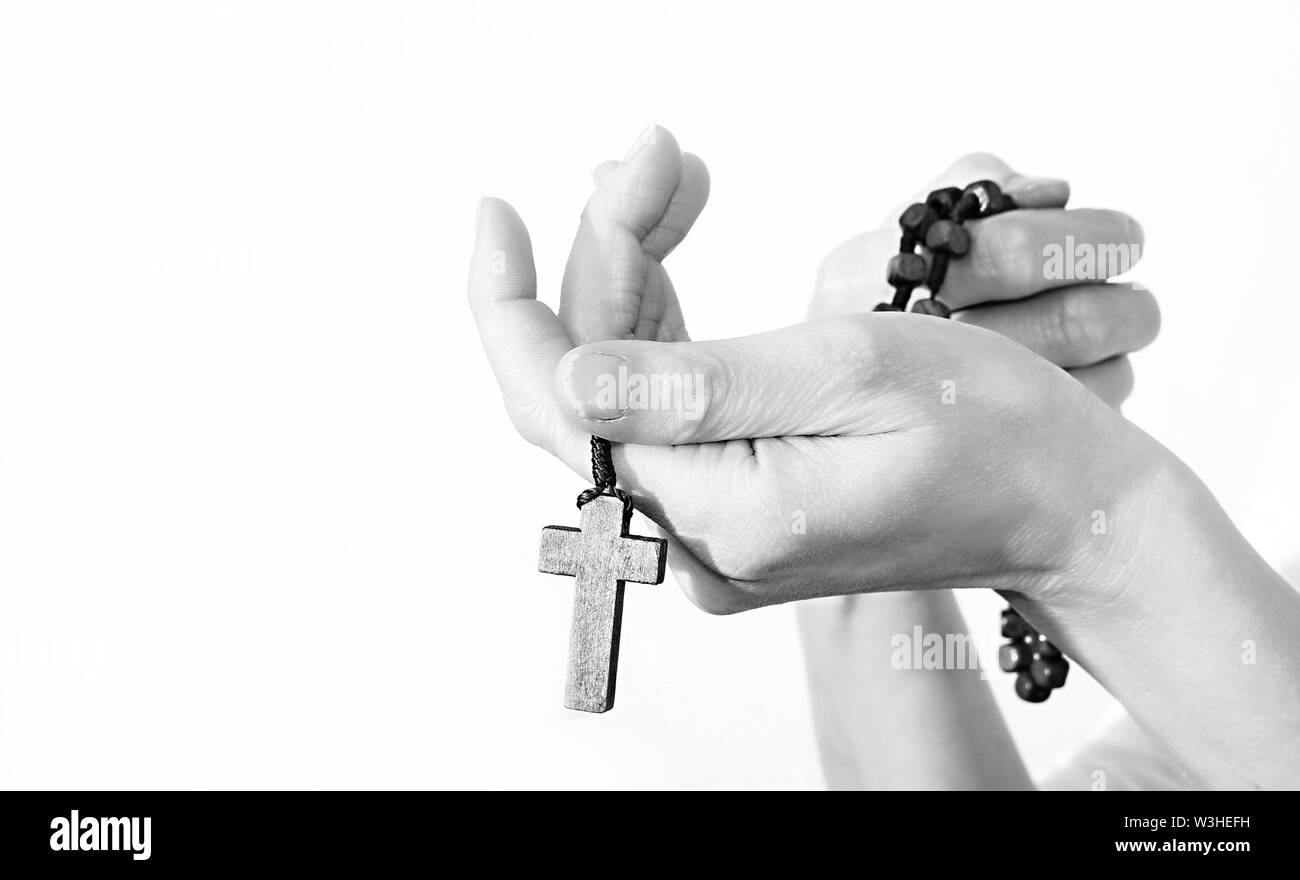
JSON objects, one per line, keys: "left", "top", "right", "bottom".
{"left": 576, "top": 435, "right": 631, "bottom": 510}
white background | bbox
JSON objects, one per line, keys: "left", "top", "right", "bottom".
{"left": 1, "top": 1, "right": 1296, "bottom": 789}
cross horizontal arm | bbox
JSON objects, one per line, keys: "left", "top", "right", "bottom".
{"left": 538, "top": 526, "right": 583, "bottom": 576}
{"left": 614, "top": 534, "right": 667, "bottom": 585}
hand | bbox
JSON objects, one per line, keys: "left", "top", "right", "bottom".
{"left": 470, "top": 132, "right": 1300, "bottom": 790}
{"left": 794, "top": 153, "right": 1159, "bottom": 790}
{"left": 812, "top": 152, "right": 1156, "bottom": 409}
{"left": 469, "top": 131, "right": 1159, "bottom": 614}
{"left": 470, "top": 207, "right": 1160, "bottom": 615}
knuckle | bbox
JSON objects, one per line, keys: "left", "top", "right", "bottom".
{"left": 675, "top": 350, "right": 724, "bottom": 444}
{"left": 1055, "top": 291, "right": 1106, "bottom": 359}
{"left": 968, "top": 216, "right": 1036, "bottom": 296}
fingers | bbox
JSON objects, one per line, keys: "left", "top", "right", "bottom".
{"left": 816, "top": 207, "right": 1143, "bottom": 315}
{"left": 643, "top": 152, "right": 710, "bottom": 262}
{"left": 560, "top": 126, "right": 707, "bottom": 345}
{"left": 875, "top": 153, "right": 1142, "bottom": 313}
{"left": 938, "top": 208, "right": 1144, "bottom": 310}
{"left": 468, "top": 197, "right": 722, "bottom": 525}
{"left": 955, "top": 282, "right": 1160, "bottom": 368}
{"left": 588, "top": 124, "right": 683, "bottom": 237}
{"left": 822, "top": 152, "right": 1080, "bottom": 318}
{"left": 1069, "top": 356, "right": 1134, "bottom": 409}
{"left": 915, "top": 156, "right": 1141, "bottom": 310}
{"left": 552, "top": 315, "right": 957, "bottom": 445}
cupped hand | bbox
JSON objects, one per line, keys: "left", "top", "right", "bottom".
{"left": 469, "top": 198, "right": 1153, "bottom": 615}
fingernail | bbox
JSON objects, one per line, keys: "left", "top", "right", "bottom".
{"left": 562, "top": 352, "right": 628, "bottom": 420}
{"left": 623, "top": 124, "right": 658, "bottom": 162}
{"left": 591, "top": 164, "right": 613, "bottom": 188}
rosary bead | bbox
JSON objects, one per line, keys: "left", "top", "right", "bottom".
{"left": 1014, "top": 671, "right": 1051, "bottom": 703}
{"left": 899, "top": 202, "right": 938, "bottom": 238}
{"left": 963, "top": 179, "right": 1003, "bottom": 215}
{"left": 1030, "top": 656, "right": 1070, "bottom": 689}
{"left": 920, "top": 219, "right": 972, "bottom": 257}
{"left": 887, "top": 252, "right": 928, "bottom": 288}
{"left": 926, "top": 186, "right": 963, "bottom": 216}
{"left": 911, "top": 298, "right": 951, "bottom": 318}
{"left": 1030, "top": 632, "right": 1061, "bottom": 658}
{"left": 987, "top": 193, "right": 1017, "bottom": 215}
{"left": 951, "top": 191, "right": 981, "bottom": 223}
{"left": 998, "top": 643, "right": 1032, "bottom": 673}
{"left": 1001, "top": 608, "right": 1033, "bottom": 639}
{"left": 925, "top": 219, "right": 972, "bottom": 257}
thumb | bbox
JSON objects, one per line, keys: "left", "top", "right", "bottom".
{"left": 552, "top": 314, "right": 950, "bottom": 445}
{"left": 468, "top": 197, "right": 587, "bottom": 464}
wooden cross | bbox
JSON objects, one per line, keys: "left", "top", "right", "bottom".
{"left": 538, "top": 494, "right": 667, "bottom": 713}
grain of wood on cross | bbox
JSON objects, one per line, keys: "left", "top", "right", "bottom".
{"left": 538, "top": 493, "right": 667, "bottom": 713}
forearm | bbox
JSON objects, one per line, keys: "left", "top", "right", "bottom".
{"left": 1023, "top": 428, "right": 1300, "bottom": 790}
{"left": 798, "top": 590, "right": 1033, "bottom": 790}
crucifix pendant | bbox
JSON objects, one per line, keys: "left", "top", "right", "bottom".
{"left": 538, "top": 492, "right": 667, "bottom": 713}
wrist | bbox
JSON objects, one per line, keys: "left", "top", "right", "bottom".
{"left": 1031, "top": 414, "right": 1191, "bottom": 614}
{"left": 1012, "top": 422, "right": 1300, "bottom": 788}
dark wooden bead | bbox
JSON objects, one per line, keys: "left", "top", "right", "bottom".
{"left": 998, "top": 643, "right": 1031, "bottom": 673}
{"left": 951, "top": 191, "right": 981, "bottom": 222}
{"left": 1030, "top": 656, "right": 1070, "bottom": 689}
{"left": 1015, "top": 671, "right": 1051, "bottom": 703}
{"left": 899, "top": 202, "right": 938, "bottom": 238}
{"left": 926, "top": 186, "right": 963, "bottom": 216}
{"left": 1031, "top": 633, "right": 1061, "bottom": 658}
{"left": 1001, "top": 608, "right": 1033, "bottom": 640}
{"left": 887, "top": 253, "right": 928, "bottom": 288}
{"left": 911, "top": 298, "right": 951, "bottom": 318}
{"left": 873, "top": 302, "right": 903, "bottom": 312}
{"left": 963, "top": 179, "right": 1003, "bottom": 215}
{"left": 987, "top": 193, "right": 1017, "bottom": 215}
{"left": 925, "top": 219, "right": 971, "bottom": 256}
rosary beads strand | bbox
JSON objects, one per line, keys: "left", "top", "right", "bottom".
{"left": 883, "top": 180, "right": 1070, "bottom": 703}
